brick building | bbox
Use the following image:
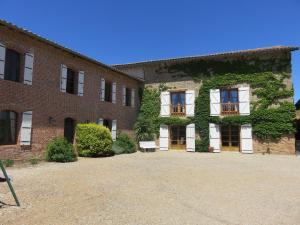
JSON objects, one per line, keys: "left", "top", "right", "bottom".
{"left": 0, "top": 20, "right": 143, "bottom": 160}
{"left": 0, "top": 19, "right": 298, "bottom": 159}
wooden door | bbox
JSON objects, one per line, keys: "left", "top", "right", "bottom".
{"left": 170, "top": 126, "right": 186, "bottom": 150}
{"left": 221, "top": 125, "right": 240, "bottom": 151}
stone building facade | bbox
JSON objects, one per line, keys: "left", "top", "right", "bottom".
{"left": 115, "top": 46, "right": 298, "bottom": 154}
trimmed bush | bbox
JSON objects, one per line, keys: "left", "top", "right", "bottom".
{"left": 112, "top": 133, "right": 136, "bottom": 155}
{"left": 196, "top": 139, "right": 209, "bottom": 152}
{"left": 45, "top": 138, "right": 77, "bottom": 163}
{"left": 76, "top": 123, "right": 113, "bottom": 157}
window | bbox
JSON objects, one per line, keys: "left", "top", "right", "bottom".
{"left": 0, "top": 111, "right": 17, "bottom": 145}
{"left": 126, "top": 88, "right": 131, "bottom": 106}
{"left": 220, "top": 88, "right": 239, "bottom": 115}
{"left": 66, "top": 68, "right": 77, "bottom": 94}
{"left": 221, "top": 125, "right": 240, "bottom": 151}
{"left": 103, "top": 119, "right": 112, "bottom": 131}
{"left": 105, "top": 82, "right": 112, "bottom": 102}
{"left": 4, "top": 49, "right": 20, "bottom": 82}
{"left": 171, "top": 92, "right": 185, "bottom": 116}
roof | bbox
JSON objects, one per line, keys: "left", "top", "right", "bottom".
{"left": 113, "top": 46, "right": 299, "bottom": 68}
{"left": 0, "top": 19, "right": 144, "bottom": 82}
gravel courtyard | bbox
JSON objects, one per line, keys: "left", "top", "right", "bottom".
{"left": 1, "top": 152, "right": 300, "bottom": 225}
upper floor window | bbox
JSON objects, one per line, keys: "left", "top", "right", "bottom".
{"left": 66, "top": 68, "right": 77, "bottom": 94}
{"left": 4, "top": 49, "right": 20, "bottom": 82}
{"left": 105, "top": 82, "right": 112, "bottom": 102}
{"left": 220, "top": 88, "right": 239, "bottom": 115}
{"left": 125, "top": 88, "right": 131, "bottom": 106}
{"left": 0, "top": 110, "right": 17, "bottom": 145}
{"left": 171, "top": 92, "right": 185, "bottom": 116}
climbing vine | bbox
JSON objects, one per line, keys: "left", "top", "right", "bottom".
{"left": 135, "top": 54, "right": 296, "bottom": 151}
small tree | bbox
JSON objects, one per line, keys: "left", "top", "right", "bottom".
{"left": 76, "top": 123, "right": 113, "bottom": 157}
{"left": 112, "top": 133, "right": 136, "bottom": 154}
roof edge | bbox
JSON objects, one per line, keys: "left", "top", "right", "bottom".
{"left": 113, "top": 46, "right": 299, "bottom": 68}
{"left": 0, "top": 19, "right": 144, "bottom": 82}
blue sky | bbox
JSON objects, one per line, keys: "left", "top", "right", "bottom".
{"left": 2, "top": 0, "right": 300, "bottom": 101}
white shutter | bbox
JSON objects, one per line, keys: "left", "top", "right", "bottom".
{"left": 20, "top": 111, "right": 33, "bottom": 146}
{"left": 185, "top": 90, "right": 195, "bottom": 117}
{"left": 78, "top": 71, "right": 84, "bottom": 96}
{"left": 131, "top": 89, "right": 135, "bottom": 107}
{"left": 239, "top": 86, "right": 250, "bottom": 115}
{"left": 122, "top": 86, "right": 126, "bottom": 106}
{"left": 241, "top": 124, "right": 253, "bottom": 153}
{"left": 186, "top": 123, "right": 195, "bottom": 152}
{"left": 97, "top": 118, "right": 103, "bottom": 125}
{"left": 209, "top": 123, "right": 220, "bottom": 153}
{"left": 60, "top": 64, "right": 67, "bottom": 92}
{"left": 160, "top": 124, "right": 169, "bottom": 151}
{"left": 210, "top": 89, "right": 220, "bottom": 116}
{"left": 112, "top": 120, "right": 117, "bottom": 141}
{"left": 0, "top": 42, "right": 5, "bottom": 80}
{"left": 24, "top": 53, "right": 34, "bottom": 85}
{"left": 112, "top": 82, "right": 117, "bottom": 104}
{"left": 160, "top": 91, "right": 170, "bottom": 117}
{"left": 100, "top": 78, "right": 105, "bottom": 101}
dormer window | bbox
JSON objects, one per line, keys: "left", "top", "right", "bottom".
{"left": 220, "top": 88, "right": 239, "bottom": 115}
{"left": 171, "top": 92, "right": 185, "bottom": 116}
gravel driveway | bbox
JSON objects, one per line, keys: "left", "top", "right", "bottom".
{"left": 1, "top": 152, "right": 300, "bottom": 225}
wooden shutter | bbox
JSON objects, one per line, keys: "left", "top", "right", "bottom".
{"left": 0, "top": 42, "right": 5, "bottom": 80}
{"left": 112, "top": 120, "right": 117, "bottom": 141}
{"left": 159, "top": 124, "right": 169, "bottom": 150}
{"left": 100, "top": 78, "right": 105, "bottom": 101}
{"left": 239, "top": 86, "right": 250, "bottom": 115}
{"left": 209, "top": 123, "right": 220, "bottom": 153}
{"left": 78, "top": 71, "right": 84, "bottom": 96}
{"left": 160, "top": 91, "right": 170, "bottom": 117}
{"left": 60, "top": 64, "right": 67, "bottom": 92}
{"left": 131, "top": 89, "right": 135, "bottom": 107}
{"left": 186, "top": 123, "right": 195, "bottom": 152}
{"left": 20, "top": 111, "right": 33, "bottom": 146}
{"left": 97, "top": 118, "right": 103, "bottom": 125}
{"left": 24, "top": 53, "right": 34, "bottom": 85}
{"left": 185, "top": 90, "right": 195, "bottom": 117}
{"left": 122, "top": 86, "right": 126, "bottom": 106}
{"left": 241, "top": 124, "right": 253, "bottom": 153}
{"left": 112, "top": 82, "right": 117, "bottom": 104}
{"left": 210, "top": 89, "right": 220, "bottom": 116}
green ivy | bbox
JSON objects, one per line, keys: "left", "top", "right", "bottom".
{"left": 135, "top": 55, "right": 296, "bottom": 151}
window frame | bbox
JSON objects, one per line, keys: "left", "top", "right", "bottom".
{"left": 170, "top": 91, "right": 186, "bottom": 116}
{"left": 220, "top": 88, "right": 239, "bottom": 115}
{"left": 125, "top": 88, "right": 131, "bottom": 107}
{"left": 104, "top": 81, "right": 112, "bottom": 102}
{"left": 4, "top": 48, "right": 21, "bottom": 82}
{"left": 0, "top": 110, "right": 18, "bottom": 145}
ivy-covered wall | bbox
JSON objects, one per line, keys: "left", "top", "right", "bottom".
{"left": 134, "top": 49, "right": 296, "bottom": 154}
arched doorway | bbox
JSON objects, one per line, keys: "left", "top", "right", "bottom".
{"left": 64, "top": 118, "right": 75, "bottom": 143}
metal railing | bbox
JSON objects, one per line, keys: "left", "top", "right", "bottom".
{"left": 221, "top": 102, "right": 239, "bottom": 115}
{"left": 171, "top": 104, "right": 185, "bottom": 116}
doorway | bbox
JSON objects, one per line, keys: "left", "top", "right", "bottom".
{"left": 64, "top": 118, "right": 75, "bottom": 143}
{"left": 170, "top": 126, "right": 186, "bottom": 150}
{"left": 221, "top": 125, "right": 240, "bottom": 151}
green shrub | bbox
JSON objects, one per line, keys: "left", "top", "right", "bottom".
{"left": 112, "top": 133, "right": 136, "bottom": 154}
{"left": 45, "top": 138, "right": 77, "bottom": 163}
{"left": 195, "top": 139, "right": 209, "bottom": 152}
{"left": 29, "top": 156, "right": 39, "bottom": 165}
{"left": 134, "top": 115, "right": 155, "bottom": 142}
{"left": 76, "top": 123, "right": 113, "bottom": 157}
{"left": 3, "top": 159, "right": 14, "bottom": 167}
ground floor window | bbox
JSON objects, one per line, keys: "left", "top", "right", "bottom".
{"left": 0, "top": 111, "right": 17, "bottom": 145}
{"left": 170, "top": 125, "right": 186, "bottom": 149}
{"left": 103, "top": 119, "right": 112, "bottom": 131}
{"left": 64, "top": 118, "right": 75, "bottom": 143}
{"left": 221, "top": 125, "right": 240, "bottom": 151}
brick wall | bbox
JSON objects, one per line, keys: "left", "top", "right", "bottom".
{"left": 0, "top": 25, "right": 142, "bottom": 160}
